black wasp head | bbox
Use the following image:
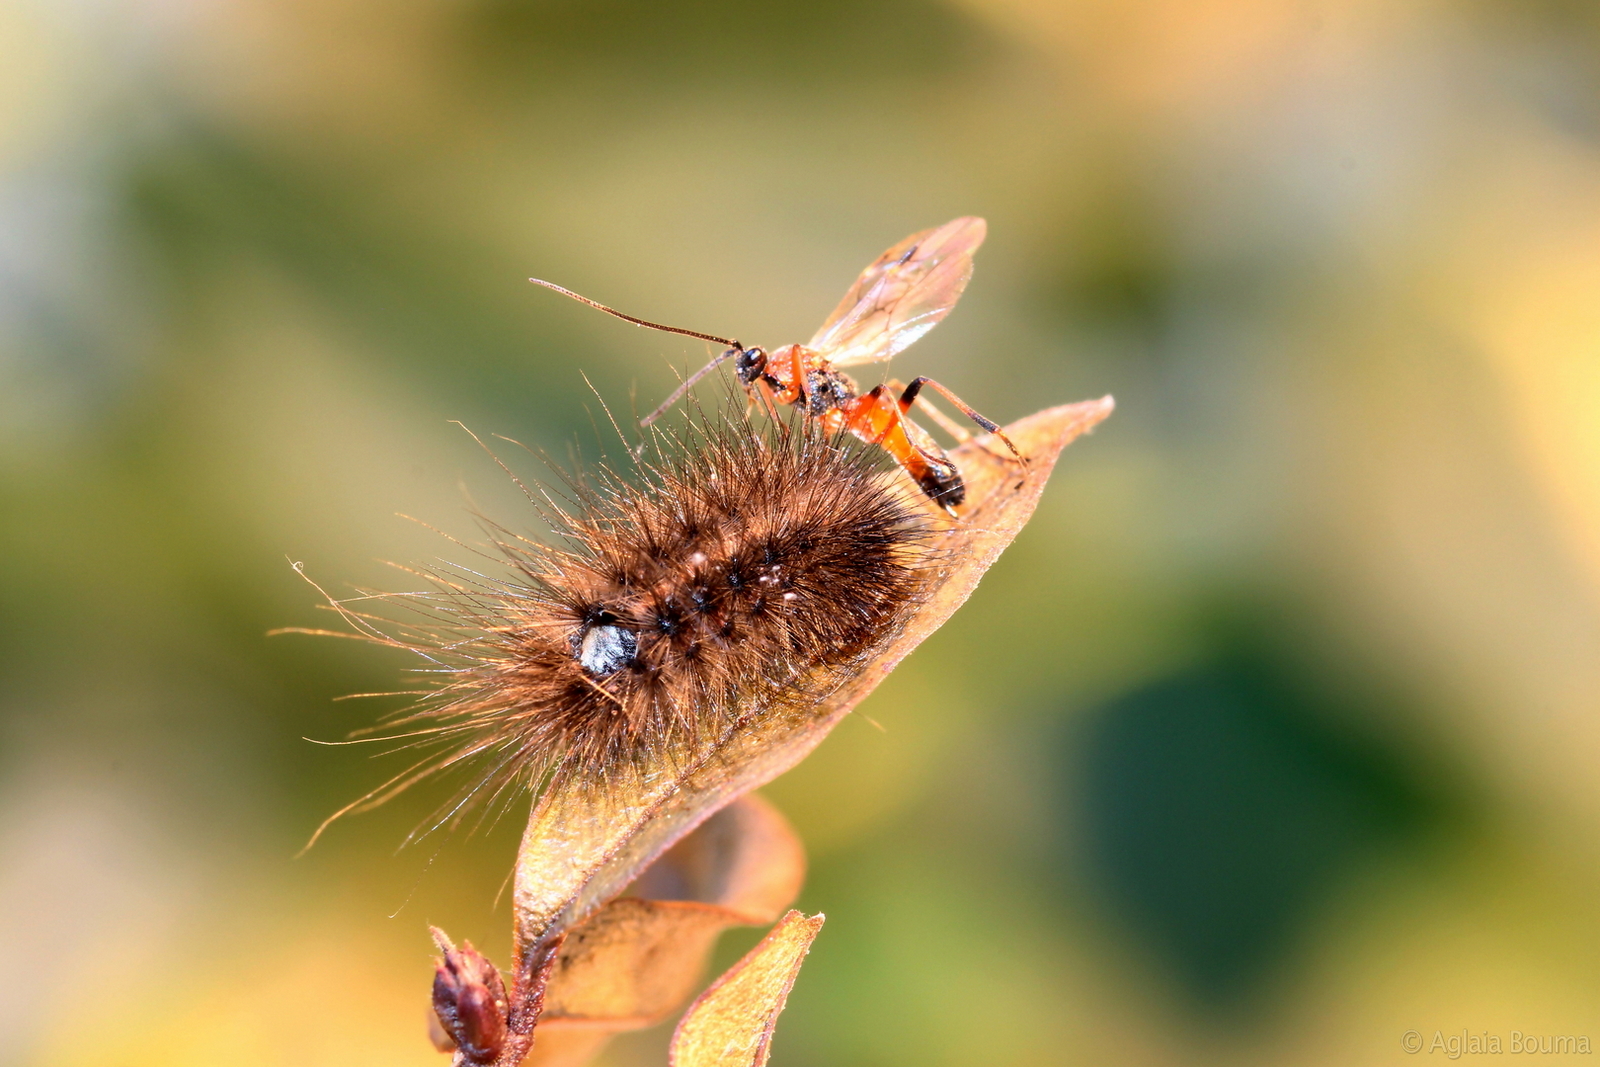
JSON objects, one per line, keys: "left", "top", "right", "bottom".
{"left": 733, "top": 346, "right": 767, "bottom": 384}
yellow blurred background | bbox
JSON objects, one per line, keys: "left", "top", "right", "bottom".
{"left": 4, "top": 1, "right": 1600, "bottom": 1064}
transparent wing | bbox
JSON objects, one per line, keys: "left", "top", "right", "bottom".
{"left": 806, "top": 216, "right": 986, "bottom": 368}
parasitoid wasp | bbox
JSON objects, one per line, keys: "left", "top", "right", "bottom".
{"left": 530, "top": 216, "right": 1022, "bottom": 511}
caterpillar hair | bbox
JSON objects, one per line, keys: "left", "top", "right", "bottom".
{"left": 295, "top": 409, "right": 933, "bottom": 845}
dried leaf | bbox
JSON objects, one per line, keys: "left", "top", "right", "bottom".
{"left": 667, "top": 910, "right": 825, "bottom": 1067}
{"left": 531, "top": 794, "right": 803, "bottom": 1039}
{"left": 538, "top": 899, "right": 745, "bottom": 1029}
{"left": 496, "top": 398, "right": 1112, "bottom": 1064}
{"left": 621, "top": 791, "right": 805, "bottom": 925}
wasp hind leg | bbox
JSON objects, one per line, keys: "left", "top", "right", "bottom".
{"left": 894, "top": 377, "right": 1025, "bottom": 467}
{"left": 885, "top": 377, "right": 973, "bottom": 442}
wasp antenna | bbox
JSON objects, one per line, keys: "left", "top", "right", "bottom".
{"left": 529, "top": 278, "right": 737, "bottom": 347}
{"left": 638, "top": 347, "right": 740, "bottom": 428}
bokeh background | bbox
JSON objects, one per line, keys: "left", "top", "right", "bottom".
{"left": 5, "top": 1, "right": 1600, "bottom": 1064}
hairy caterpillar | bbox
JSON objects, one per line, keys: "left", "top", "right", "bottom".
{"left": 297, "top": 415, "right": 933, "bottom": 842}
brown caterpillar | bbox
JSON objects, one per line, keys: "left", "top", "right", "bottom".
{"left": 298, "top": 414, "right": 932, "bottom": 842}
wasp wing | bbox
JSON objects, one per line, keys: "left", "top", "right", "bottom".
{"left": 806, "top": 216, "right": 986, "bottom": 368}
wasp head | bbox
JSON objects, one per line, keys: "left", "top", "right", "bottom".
{"left": 733, "top": 346, "right": 768, "bottom": 384}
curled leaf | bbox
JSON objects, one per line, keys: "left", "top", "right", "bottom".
{"left": 668, "top": 910, "right": 826, "bottom": 1067}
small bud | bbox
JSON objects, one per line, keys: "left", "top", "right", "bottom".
{"left": 430, "top": 927, "right": 509, "bottom": 1064}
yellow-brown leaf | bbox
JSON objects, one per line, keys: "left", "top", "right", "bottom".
{"left": 667, "top": 911, "right": 826, "bottom": 1067}
{"left": 524, "top": 796, "right": 804, "bottom": 1067}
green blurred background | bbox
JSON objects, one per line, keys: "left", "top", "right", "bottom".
{"left": 5, "top": 1, "right": 1600, "bottom": 1064}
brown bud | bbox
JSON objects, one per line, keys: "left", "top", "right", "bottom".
{"left": 430, "top": 927, "right": 509, "bottom": 1064}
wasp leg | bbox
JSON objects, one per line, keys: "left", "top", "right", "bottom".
{"left": 751, "top": 378, "right": 784, "bottom": 422}
{"left": 765, "top": 345, "right": 808, "bottom": 408}
{"left": 884, "top": 376, "right": 973, "bottom": 442}
{"left": 896, "top": 377, "right": 1024, "bottom": 465}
